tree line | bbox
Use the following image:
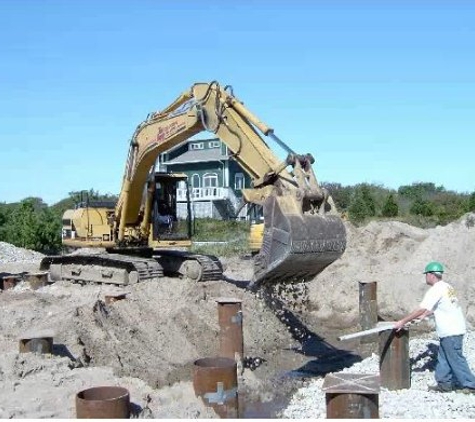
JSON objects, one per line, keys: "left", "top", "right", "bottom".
{"left": 1, "top": 183, "right": 474, "bottom": 255}
{"left": 323, "top": 181, "right": 475, "bottom": 226}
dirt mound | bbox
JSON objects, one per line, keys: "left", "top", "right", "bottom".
{"left": 306, "top": 213, "right": 475, "bottom": 328}
{"left": 72, "top": 276, "right": 292, "bottom": 388}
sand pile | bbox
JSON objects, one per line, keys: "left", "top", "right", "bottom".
{"left": 1, "top": 213, "right": 474, "bottom": 417}
{"left": 306, "top": 213, "right": 475, "bottom": 329}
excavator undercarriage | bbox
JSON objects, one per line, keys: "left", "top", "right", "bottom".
{"left": 40, "top": 249, "right": 223, "bottom": 285}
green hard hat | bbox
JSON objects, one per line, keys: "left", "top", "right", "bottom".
{"left": 424, "top": 261, "right": 444, "bottom": 274}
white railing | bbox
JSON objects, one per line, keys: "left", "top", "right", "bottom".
{"left": 177, "top": 187, "right": 230, "bottom": 201}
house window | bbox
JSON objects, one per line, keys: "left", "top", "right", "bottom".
{"left": 191, "top": 174, "right": 201, "bottom": 187}
{"left": 209, "top": 141, "right": 220, "bottom": 148}
{"left": 203, "top": 173, "right": 218, "bottom": 187}
{"left": 235, "top": 172, "right": 245, "bottom": 190}
{"left": 190, "top": 142, "right": 204, "bottom": 150}
{"left": 178, "top": 181, "right": 187, "bottom": 190}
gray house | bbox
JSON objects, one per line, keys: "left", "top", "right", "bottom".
{"left": 158, "top": 138, "right": 252, "bottom": 220}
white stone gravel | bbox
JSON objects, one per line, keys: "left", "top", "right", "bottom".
{"left": 0, "top": 242, "right": 44, "bottom": 263}
{"left": 281, "top": 332, "right": 475, "bottom": 418}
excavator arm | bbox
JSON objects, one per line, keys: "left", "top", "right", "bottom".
{"left": 115, "top": 81, "right": 346, "bottom": 285}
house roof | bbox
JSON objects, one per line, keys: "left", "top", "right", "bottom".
{"left": 163, "top": 147, "right": 229, "bottom": 164}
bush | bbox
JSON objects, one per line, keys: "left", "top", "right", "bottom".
{"left": 190, "top": 218, "right": 251, "bottom": 257}
{"left": 382, "top": 194, "right": 399, "bottom": 217}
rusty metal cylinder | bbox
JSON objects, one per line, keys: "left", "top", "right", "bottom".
{"left": 19, "top": 336, "right": 53, "bottom": 354}
{"left": 76, "top": 386, "right": 130, "bottom": 419}
{"left": 1, "top": 275, "right": 21, "bottom": 290}
{"left": 216, "top": 298, "right": 243, "bottom": 364}
{"left": 23, "top": 271, "right": 49, "bottom": 290}
{"left": 323, "top": 373, "right": 380, "bottom": 419}
{"left": 379, "top": 328, "right": 410, "bottom": 390}
{"left": 359, "top": 281, "right": 378, "bottom": 343}
{"left": 193, "top": 357, "right": 238, "bottom": 418}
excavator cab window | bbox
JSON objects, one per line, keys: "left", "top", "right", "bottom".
{"left": 152, "top": 174, "right": 192, "bottom": 241}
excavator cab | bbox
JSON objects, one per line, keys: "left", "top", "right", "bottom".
{"left": 150, "top": 173, "right": 192, "bottom": 244}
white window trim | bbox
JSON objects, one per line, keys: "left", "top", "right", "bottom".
{"left": 190, "top": 142, "right": 204, "bottom": 150}
{"left": 235, "top": 172, "right": 245, "bottom": 190}
{"left": 203, "top": 173, "right": 218, "bottom": 188}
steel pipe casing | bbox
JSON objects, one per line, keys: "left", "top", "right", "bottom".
{"left": 76, "top": 386, "right": 130, "bottom": 419}
{"left": 193, "top": 357, "right": 238, "bottom": 418}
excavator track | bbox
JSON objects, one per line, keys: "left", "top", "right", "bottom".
{"left": 40, "top": 253, "right": 164, "bottom": 285}
{"left": 154, "top": 250, "right": 223, "bottom": 282}
{"left": 40, "top": 250, "right": 223, "bottom": 285}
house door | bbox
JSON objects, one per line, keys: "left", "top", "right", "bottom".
{"left": 191, "top": 174, "right": 201, "bottom": 198}
{"left": 203, "top": 173, "right": 218, "bottom": 197}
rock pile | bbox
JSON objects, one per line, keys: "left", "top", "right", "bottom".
{"left": 0, "top": 241, "right": 44, "bottom": 264}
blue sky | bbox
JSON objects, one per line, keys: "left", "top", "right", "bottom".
{"left": 1, "top": 1, "right": 474, "bottom": 205}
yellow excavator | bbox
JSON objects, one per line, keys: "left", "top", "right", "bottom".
{"left": 40, "top": 81, "right": 346, "bottom": 286}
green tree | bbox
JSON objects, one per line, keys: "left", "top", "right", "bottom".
{"left": 410, "top": 198, "right": 434, "bottom": 217}
{"left": 382, "top": 194, "right": 399, "bottom": 217}
{"left": 398, "top": 182, "right": 445, "bottom": 200}
{"left": 36, "top": 207, "right": 62, "bottom": 253}
{"left": 347, "top": 184, "right": 378, "bottom": 223}
{"left": 0, "top": 206, "right": 8, "bottom": 241}
{"left": 3, "top": 199, "right": 61, "bottom": 253}
{"left": 467, "top": 192, "right": 475, "bottom": 212}
{"left": 348, "top": 196, "right": 370, "bottom": 223}
{"left": 431, "top": 192, "right": 466, "bottom": 225}
{"left": 5, "top": 199, "right": 39, "bottom": 249}
{"left": 360, "top": 184, "right": 376, "bottom": 216}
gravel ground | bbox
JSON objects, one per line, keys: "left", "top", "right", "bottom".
{"left": 0, "top": 241, "right": 44, "bottom": 263}
{"left": 282, "top": 331, "right": 475, "bottom": 419}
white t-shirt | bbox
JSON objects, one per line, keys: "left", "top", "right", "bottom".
{"left": 419, "top": 280, "right": 466, "bottom": 338}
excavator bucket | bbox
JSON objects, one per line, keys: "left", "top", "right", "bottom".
{"left": 253, "top": 194, "right": 346, "bottom": 286}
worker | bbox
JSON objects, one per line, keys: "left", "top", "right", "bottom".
{"left": 394, "top": 261, "right": 475, "bottom": 394}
